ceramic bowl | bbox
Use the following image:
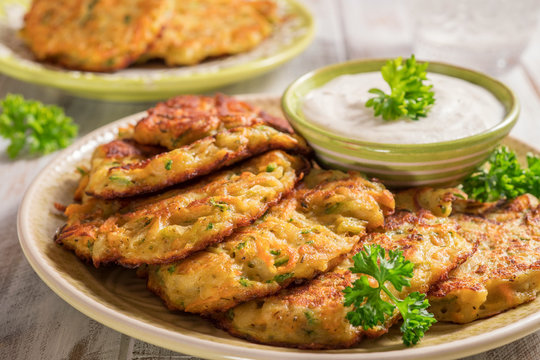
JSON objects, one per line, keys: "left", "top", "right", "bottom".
{"left": 281, "top": 59, "right": 519, "bottom": 187}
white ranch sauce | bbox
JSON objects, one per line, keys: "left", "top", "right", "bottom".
{"left": 302, "top": 72, "right": 505, "bottom": 144}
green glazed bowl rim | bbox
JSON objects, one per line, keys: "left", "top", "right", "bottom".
{"left": 281, "top": 58, "right": 520, "bottom": 152}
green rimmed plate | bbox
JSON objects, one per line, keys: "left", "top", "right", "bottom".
{"left": 0, "top": 0, "right": 314, "bottom": 101}
{"left": 17, "top": 94, "right": 540, "bottom": 360}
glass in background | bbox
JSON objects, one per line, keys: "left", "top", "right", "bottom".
{"left": 410, "top": 0, "right": 540, "bottom": 75}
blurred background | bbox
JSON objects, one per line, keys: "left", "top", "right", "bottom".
{"left": 410, "top": 0, "right": 540, "bottom": 75}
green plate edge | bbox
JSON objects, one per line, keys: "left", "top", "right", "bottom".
{"left": 0, "top": 0, "right": 315, "bottom": 101}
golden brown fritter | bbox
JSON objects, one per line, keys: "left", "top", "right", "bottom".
{"left": 395, "top": 188, "right": 540, "bottom": 323}
{"left": 395, "top": 187, "right": 467, "bottom": 217}
{"left": 133, "top": 94, "right": 292, "bottom": 150}
{"left": 69, "top": 138, "right": 163, "bottom": 220}
{"left": 73, "top": 166, "right": 90, "bottom": 202}
{"left": 215, "top": 210, "right": 475, "bottom": 349}
{"left": 144, "top": 0, "right": 276, "bottom": 66}
{"left": 56, "top": 150, "right": 308, "bottom": 267}
{"left": 61, "top": 137, "right": 238, "bottom": 260}
{"left": 429, "top": 194, "right": 540, "bottom": 323}
{"left": 145, "top": 170, "right": 394, "bottom": 314}
{"left": 20, "top": 0, "right": 172, "bottom": 71}
{"left": 83, "top": 138, "right": 166, "bottom": 197}
{"left": 86, "top": 125, "right": 310, "bottom": 199}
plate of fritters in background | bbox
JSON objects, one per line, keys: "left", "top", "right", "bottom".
{"left": 17, "top": 95, "right": 540, "bottom": 360}
{"left": 0, "top": 0, "right": 314, "bottom": 101}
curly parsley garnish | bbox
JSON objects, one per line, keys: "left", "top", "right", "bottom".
{"left": 343, "top": 245, "right": 436, "bottom": 346}
{"left": 461, "top": 146, "right": 540, "bottom": 202}
{"left": 366, "top": 55, "right": 435, "bottom": 121}
{"left": 0, "top": 94, "right": 78, "bottom": 158}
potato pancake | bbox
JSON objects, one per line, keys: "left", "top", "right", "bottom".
{"left": 86, "top": 125, "right": 310, "bottom": 199}
{"left": 395, "top": 187, "right": 467, "bottom": 217}
{"left": 83, "top": 138, "right": 166, "bottom": 196}
{"left": 133, "top": 94, "right": 292, "bottom": 150}
{"left": 145, "top": 0, "right": 276, "bottom": 66}
{"left": 63, "top": 138, "right": 168, "bottom": 247}
{"left": 20, "top": 0, "right": 172, "bottom": 71}
{"left": 72, "top": 135, "right": 167, "bottom": 201}
{"left": 215, "top": 210, "right": 475, "bottom": 349}
{"left": 56, "top": 150, "right": 308, "bottom": 267}
{"left": 145, "top": 170, "right": 394, "bottom": 314}
{"left": 62, "top": 138, "right": 250, "bottom": 261}
{"left": 429, "top": 194, "right": 540, "bottom": 323}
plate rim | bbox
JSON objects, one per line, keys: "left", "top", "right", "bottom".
{"left": 17, "top": 94, "right": 540, "bottom": 360}
{"left": 0, "top": 0, "right": 315, "bottom": 100}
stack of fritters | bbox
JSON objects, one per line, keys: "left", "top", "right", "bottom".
{"left": 21, "top": 0, "right": 278, "bottom": 71}
{"left": 212, "top": 189, "right": 540, "bottom": 349}
{"left": 55, "top": 94, "right": 540, "bottom": 349}
{"left": 56, "top": 94, "right": 310, "bottom": 267}
{"left": 396, "top": 188, "right": 540, "bottom": 323}
{"left": 429, "top": 194, "right": 540, "bottom": 323}
{"left": 145, "top": 169, "right": 395, "bottom": 314}
{"left": 215, "top": 210, "right": 475, "bottom": 348}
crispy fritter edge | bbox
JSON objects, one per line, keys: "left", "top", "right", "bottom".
{"left": 87, "top": 128, "right": 311, "bottom": 199}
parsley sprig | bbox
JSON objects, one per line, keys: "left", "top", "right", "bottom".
{"left": 0, "top": 94, "right": 78, "bottom": 158}
{"left": 366, "top": 55, "right": 435, "bottom": 121}
{"left": 343, "top": 245, "right": 436, "bottom": 346}
{"left": 461, "top": 146, "right": 540, "bottom": 202}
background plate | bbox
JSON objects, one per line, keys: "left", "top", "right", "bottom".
{"left": 0, "top": 1, "right": 314, "bottom": 101}
{"left": 17, "top": 95, "right": 540, "bottom": 360}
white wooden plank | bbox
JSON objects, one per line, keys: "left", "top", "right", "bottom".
{"left": 130, "top": 339, "right": 200, "bottom": 360}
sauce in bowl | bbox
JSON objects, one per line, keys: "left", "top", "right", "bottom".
{"left": 301, "top": 72, "right": 505, "bottom": 144}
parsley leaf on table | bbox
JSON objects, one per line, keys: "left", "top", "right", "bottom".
{"left": 366, "top": 55, "right": 435, "bottom": 121}
{"left": 0, "top": 94, "right": 78, "bottom": 158}
{"left": 461, "top": 146, "right": 540, "bottom": 202}
{"left": 343, "top": 244, "right": 436, "bottom": 346}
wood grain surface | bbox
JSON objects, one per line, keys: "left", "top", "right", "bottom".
{"left": 1, "top": 0, "right": 539, "bottom": 359}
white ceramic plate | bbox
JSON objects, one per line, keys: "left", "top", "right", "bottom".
{"left": 17, "top": 95, "right": 540, "bottom": 360}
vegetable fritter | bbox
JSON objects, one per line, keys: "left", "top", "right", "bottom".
{"left": 68, "top": 138, "right": 160, "bottom": 215}
{"left": 56, "top": 150, "right": 308, "bottom": 267}
{"left": 145, "top": 0, "right": 277, "bottom": 66}
{"left": 429, "top": 194, "right": 540, "bottom": 323}
{"left": 57, "top": 139, "right": 163, "bottom": 266}
{"left": 86, "top": 124, "right": 310, "bottom": 199}
{"left": 20, "top": 0, "right": 172, "bottom": 71}
{"left": 83, "top": 138, "right": 167, "bottom": 197}
{"left": 395, "top": 187, "right": 467, "bottom": 217}
{"left": 145, "top": 170, "right": 394, "bottom": 314}
{"left": 215, "top": 210, "right": 475, "bottom": 349}
{"left": 133, "top": 94, "right": 292, "bottom": 150}
{"left": 63, "top": 137, "right": 257, "bottom": 253}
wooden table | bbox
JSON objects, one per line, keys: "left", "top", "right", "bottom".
{"left": 1, "top": 1, "right": 539, "bottom": 359}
